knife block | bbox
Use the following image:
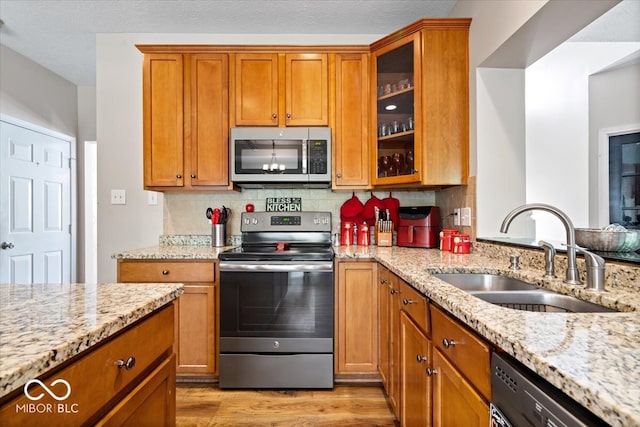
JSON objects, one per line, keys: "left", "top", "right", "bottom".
{"left": 376, "top": 230, "right": 392, "bottom": 247}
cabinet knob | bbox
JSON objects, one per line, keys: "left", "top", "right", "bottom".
{"left": 390, "top": 288, "right": 398, "bottom": 295}
{"left": 176, "top": 174, "right": 182, "bottom": 179}
{"left": 286, "top": 113, "right": 291, "bottom": 119}
{"left": 403, "top": 298, "right": 416, "bottom": 305}
{"left": 416, "top": 354, "right": 427, "bottom": 363}
{"left": 426, "top": 367, "right": 438, "bottom": 376}
{"left": 272, "top": 113, "right": 277, "bottom": 119}
{"left": 116, "top": 356, "right": 136, "bottom": 370}
{"left": 190, "top": 173, "right": 196, "bottom": 179}
{"left": 380, "top": 279, "right": 389, "bottom": 285}
{"left": 442, "top": 338, "right": 457, "bottom": 348}
{"left": 162, "top": 270, "right": 169, "bottom": 275}
{"left": 336, "top": 173, "right": 342, "bottom": 178}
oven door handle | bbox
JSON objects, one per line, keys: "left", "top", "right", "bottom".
{"left": 219, "top": 261, "right": 334, "bottom": 272}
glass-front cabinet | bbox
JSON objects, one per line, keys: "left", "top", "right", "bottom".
{"left": 372, "top": 34, "right": 422, "bottom": 186}
{"left": 371, "top": 19, "right": 470, "bottom": 188}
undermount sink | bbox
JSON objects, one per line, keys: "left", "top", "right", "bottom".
{"left": 473, "top": 291, "right": 616, "bottom": 313}
{"left": 433, "top": 273, "right": 618, "bottom": 313}
{"left": 432, "top": 273, "right": 542, "bottom": 292}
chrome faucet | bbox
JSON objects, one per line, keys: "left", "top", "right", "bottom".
{"left": 500, "top": 204, "right": 581, "bottom": 285}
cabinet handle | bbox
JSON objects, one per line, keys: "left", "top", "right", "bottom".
{"left": 162, "top": 270, "right": 169, "bottom": 275}
{"left": 190, "top": 173, "right": 196, "bottom": 178}
{"left": 380, "top": 279, "right": 389, "bottom": 285}
{"left": 416, "top": 354, "right": 427, "bottom": 363}
{"left": 272, "top": 113, "right": 277, "bottom": 119}
{"left": 176, "top": 174, "right": 182, "bottom": 179}
{"left": 116, "top": 356, "right": 136, "bottom": 370}
{"left": 390, "top": 288, "right": 398, "bottom": 295}
{"left": 426, "top": 367, "right": 438, "bottom": 376}
{"left": 403, "top": 298, "right": 416, "bottom": 305}
{"left": 442, "top": 338, "right": 457, "bottom": 348}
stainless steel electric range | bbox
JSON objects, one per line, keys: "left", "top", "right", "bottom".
{"left": 218, "top": 211, "right": 334, "bottom": 389}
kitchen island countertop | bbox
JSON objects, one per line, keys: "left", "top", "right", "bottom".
{"left": 0, "top": 282, "right": 183, "bottom": 400}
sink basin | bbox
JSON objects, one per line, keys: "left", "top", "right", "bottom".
{"left": 432, "top": 273, "right": 542, "bottom": 292}
{"left": 472, "top": 291, "right": 616, "bottom": 313}
{"left": 433, "top": 273, "right": 618, "bottom": 313}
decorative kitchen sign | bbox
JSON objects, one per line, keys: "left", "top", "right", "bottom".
{"left": 266, "top": 197, "right": 302, "bottom": 212}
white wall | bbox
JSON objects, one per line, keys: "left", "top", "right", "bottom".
{"left": 525, "top": 42, "right": 639, "bottom": 241}
{"left": 0, "top": 45, "right": 77, "bottom": 137}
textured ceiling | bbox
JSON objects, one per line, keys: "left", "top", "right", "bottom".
{"left": 0, "top": 0, "right": 638, "bottom": 86}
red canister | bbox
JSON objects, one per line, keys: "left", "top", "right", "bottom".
{"left": 340, "top": 222, "right": 354, "bottom": 246}
{"left": 358, "top": 223, "right": 370, "bottom": 246}
{"left": 439, "top": 229, "right": 458, "bottom": 251}
{"left": 453, "top": 234, "right": 471, "bottom": 254}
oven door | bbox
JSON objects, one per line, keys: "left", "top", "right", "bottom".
{"left": 219, "top": 261, "right": 334, "bottom": 352}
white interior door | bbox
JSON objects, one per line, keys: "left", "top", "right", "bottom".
{"left": 0, "top": 119, "right": 73, "bottom": 284}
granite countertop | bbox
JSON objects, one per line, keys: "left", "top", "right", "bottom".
{"left": 112, "top": 240, "right": 640, "bottom": 426}
{"left": 335, "top": 245, "right": 640, "bottom": 427}
{"left": 0, "top": 282, "right": 183, "bottom": 400}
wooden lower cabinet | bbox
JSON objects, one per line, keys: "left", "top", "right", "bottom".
{"left": 400, "top": 312, "right": 431, "bottom": 427}
{"left": 97, "top": 354, "right": 176, "bottom": 426}
{"left": 0, "top": 306, "right": 175, "bottom": 427}
{"left": 431, "top": 349, "right": 489, "bottom": 426}
{"left": 335, "top": 260, "right": 379, "bottom": 377}
{"left": 118, "top": 259, "right": 218, "bottom": 378}
{"left": 378, "top": 264, "right": 492, "bottom": 427}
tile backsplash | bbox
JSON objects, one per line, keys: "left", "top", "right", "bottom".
{"left": 164, "top": 189, "right": 437, "bottom": 237}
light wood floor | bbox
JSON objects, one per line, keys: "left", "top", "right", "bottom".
{"left": 176, "top": 383, "right": 398, "bottom": 426}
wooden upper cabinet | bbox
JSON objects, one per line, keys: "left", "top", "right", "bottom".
{"left": 370, "top": 19, "right": 470, "bottom": 188}
{"left": 333, "top": 53, "right": 369, "bottom": 188}
{"left": 143, "top": 53, "right": 184, "bottom": 187}
{"left": 140, "top": 48, "right": 230, "bottom": 190}
{"left": 285, "top": 53, "right": 328, "bottom": 126}
{"left": 189, "top": 54, "right": 229, "bottom": 186}
{"left": 233, "top": 52, "right": 329, "bottom": 127}
{"left": 234, "top": 53, "right": 279, "bottom": 126}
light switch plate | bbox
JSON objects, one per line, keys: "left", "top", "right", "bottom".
{"left": 461, "top": 207, "right": 472, "bottom": 226}
{"left": 111, "top": 189, "right": 126, "bottom": 205}
{"left": 147, "top": 191, "right": 158, "bottom": 205}
{"left": 453, "top": 208, "right": 461, "bottom": 226}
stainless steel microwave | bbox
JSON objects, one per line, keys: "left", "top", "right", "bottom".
{"left": 230, "top": 127, "right": 332, "bottom": 188}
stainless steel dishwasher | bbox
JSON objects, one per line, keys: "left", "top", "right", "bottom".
{"left": 490, "top": 352, "right": 608, "bottom": 426}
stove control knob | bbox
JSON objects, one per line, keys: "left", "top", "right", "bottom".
{"left": 314, "top": 218, "right": 320, "bottom": 225}
{"left": 243, "top": 218, "right": 250, "bottom": 225}
{"left": 252, "top": 218, "right": 259, "bottom": 225}
{"left": 273, "top": 341, "right": 280, "bottom": 349}
{"left": 322, "top": 217, "right": 329, "bottom": 225}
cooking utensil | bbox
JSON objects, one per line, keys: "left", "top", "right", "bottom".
{"left": 206, "top": 207, "right": 213, "bottom": 221}
{"left": 212, "top": 208, "right": 221, "bottom": 225}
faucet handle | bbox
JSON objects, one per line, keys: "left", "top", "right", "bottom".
{"left": 572, "top": 246, "right": 606, "bottom": 291}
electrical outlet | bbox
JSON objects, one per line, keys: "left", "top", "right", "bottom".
{"left": 461, "top": 207, "right": 472, "bottom": 226}
{"left": 453, "top": 208, "right": 461, "bottom": 226}
{"left": 111, "top": 189, "right": 126, "bottom": 205}
{"left": 147, "top": 191, "right": 158, "bottom": 206}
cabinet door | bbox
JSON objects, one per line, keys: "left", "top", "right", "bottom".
{"left": 97, "top": 354, "right": 176, "bottom": 427}
{"left": 335, "top": 261, "right": 378, "bottom": 375}
{"left": 371, "top": 33, "right": 422, "bottom": 186}
{"left": 188, "top": 54, "right": 229, "bottom": 186}
{"left": 175, "top": 283, "right": 217, "bottom": 376}
{"left": 378, "top": 266, "right": 391, "bottom": 389}
{"left": 143, "top": 53, "right": 184, "bottom": 187}
{"left": 431, "top": 349, "right": 489, "bottom": 427}
{"left": 334, "top": 53, "right": 369, "bottom": 188}
{"left": 388, "top": 271, "right": 402, "bottom": 417}
{"left": 234, "top": 53, "right": 279, "bottom": 126}
{"left": 401, "top": 312, "right": 432, "bottom": 427}
{"left": 285, "top": 53, "right": 328, "bottom": 126}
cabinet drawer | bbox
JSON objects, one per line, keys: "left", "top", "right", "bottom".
{"left": 431, "top": 305, "right": 491, "bottom": 400}
{"left": 0, "top": 305, "right": 174, "bottom": 427}
{"left": 119, "top": 260, "right": 215, "bottom": 283}
{"left": 399, "top": 281, "right": 429, "bottom": 334}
